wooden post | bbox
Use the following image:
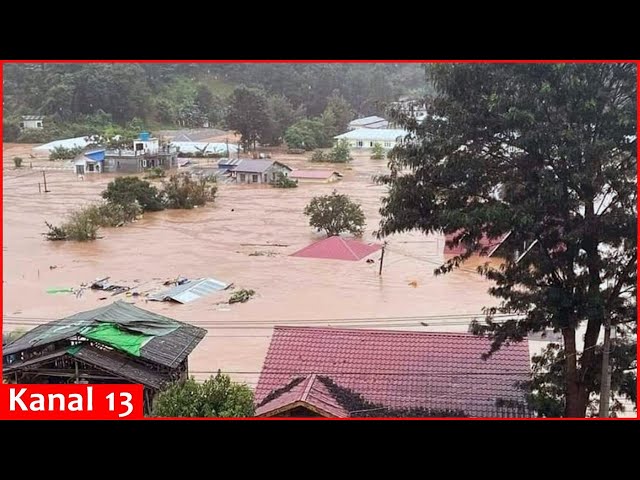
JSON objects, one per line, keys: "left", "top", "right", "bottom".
{"left": 42, "top": 170, "right": 49, "bottom": 193}
{"left": 379, "top": 242, "right": 387, "bottom": 276}
{"left": 38, "top": 183, "right": 41, "bottom": 193}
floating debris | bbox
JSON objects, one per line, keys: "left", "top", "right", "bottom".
{"left": 229, "top": 289, "right": 255, "bottom": 304}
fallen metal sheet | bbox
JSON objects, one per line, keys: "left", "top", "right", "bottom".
{"left": 148, "top": 277, "right": 230, "bottom": 304}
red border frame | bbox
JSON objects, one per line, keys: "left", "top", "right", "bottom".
{"left": 0, "top": 59, "right": 638, "bottom": 421}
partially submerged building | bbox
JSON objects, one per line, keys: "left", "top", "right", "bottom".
{"left": 334, "top": 128, "right": 408, "bottom": 150}
{"left": 290, "top": 236, "right": 381, "bottom": 261}
{"left": 254, "top": 327, "right": 532, "bottom": 418}
{"left": 103, "top": 132, "right": 178, "bottom": 173}
{"left": 2, "top": 300, "right": 206, "bottom": 413}
{"left": 20, "top": 115, "right": 45, "bottom": 130}
{"left": 229, "top": 159, "right": 292, "bottom": 184}
{"left": 290, "top": 170, "right": 343, "bottom": 183}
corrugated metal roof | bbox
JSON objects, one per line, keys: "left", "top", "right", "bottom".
{"left": 71, "top": 345, "right": 172, "bottom": 390}
{"left": 149, "top": 277, "right": 230, "bottom": 304}
{"left": 33, "top": 136, "right": 94, "bottom": 152}
{"left": 2, "top": 301, "right": 207, "bottom": 369}
{"left": 349, "top": 116, "right": 386, "bottom": 126}
{"left": 290, "top": 170, "right": 342, "bottom": 179}
{"left": 172, "top": 142, "right": 239, "bottom": 154}
{"left": 22, "top": 115, "right": 45, "bottom": 121}
{"left": 232, "top": 159, "right": 277, "bottom": 173}
{"left": 334, "top": 128, "right": 408, "bottom": 142}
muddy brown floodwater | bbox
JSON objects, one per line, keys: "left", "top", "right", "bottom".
{"left": 3, "top": 142, "right": 503, "bottom": 389}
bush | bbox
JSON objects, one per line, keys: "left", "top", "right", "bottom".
{"left": 311, "top": 150, "right": 328, "bottom": 162}
{"left": 44, "top": 202, "right": 142, "bottom": 241}
{"left": 16, "top": 129, "right": 51, "bottom": 144}
{"left": 13, "top": 157, "right": 23, "bottom": 168}
{"left": 229, "top": 289, "right": 255, "bottom": 304}
{"left": 3, "top": 121, "right": 20, "bottom": 142}
{"left": 161, "top": 173, "right": 218, "bottom": 209}
{"left": 151, "top": 373, "right": 255, "bottom": 418}
{"left": 272, "top": 172, "right": 298, "bottom": 188}
{"left": 303, "top": 190, "right": 365, "bottom": 237}
{"left": 102, "top": 176, "right": 164, "bottom": 212}
{"left": 328, "top": 139, "right": 352, "bottom": 163}
{"left": 371, "top": 142, "right": 385, "bottom": 159}
{"left": 144, "top": 167, "right": 165, "bottom": 179}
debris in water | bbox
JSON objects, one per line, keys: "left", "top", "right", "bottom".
{"left": 248, "top": 251, "right": 277, "bottom": 257}
{"left": 229, "top": 289, "right": 255, "bottom": 304}
{"left": 90, "top": 277, "right": 130, "bottom": 296}
{"left": 408, "top": 280, "right": 418, "bottom": 288}
{"left": 49, "top": 265, "right": 58, "bottom": 270}
{"left": 366, "top": 259, "right": 375, "bottom": 264}
{"left": 46, "top": 287, "right": 74, "bottom": 294}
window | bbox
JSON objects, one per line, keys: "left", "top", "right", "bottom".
{"left": 356, "top": 141, "right": 363, "bottom": 148}
{"left": 370, "top": 142, "right": 374, "bottom": 147}
{"left": 19, "top": 122, "right": 24, "bottom": 128}
{"left": 264, "top": 174, "right": 268, "bottom": 182}
{"left": 384, "top": 142, "right": 391, "bottom": 148}
{"left": 36, "top": 122, "right": 43, "bottom": 128}
{"left": 240, "top": 174, "right": 246, "bottom": 182}
{"left": 252, "top": 174, "right": 259, "bottom": 183}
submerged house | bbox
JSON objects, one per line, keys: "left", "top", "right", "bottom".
{"left": 333, "top": 128, "right": 407, "bottom": 150}
{"left": 254, "top": 327, "right": 532, "bottom": 418}
{"left": 103, "top": 132, "right": 179, "bottom": 173}
{"left": 229, "top": 159, "right": 292, "bottom": 184}
{"left": 74, "top": 149, "right": 106, "bottom": 175}
{"left": 290, "top": 170, "right": 343, "bottom": 183}
{"left": 2, "top": 301, "right": 206, "bottom": 414}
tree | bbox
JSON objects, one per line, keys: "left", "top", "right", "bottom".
{"left": 371, "top": 142, "right": 385, "bottom": 160}
{"left": 304, "top": 190, "right": 366, "bottom": 237}
{"left": 161, "top": 173, "right": 217, "bottom": 209}
{"left": 328, "top": 139, "right": 352, "bottom": 163}
{"left": 272, "top": 172, "right": 298, "bottom": 188}
{"left": 321, "top": 90, "right": 353, "bottom": 137}
{"left": 102, "top": 176, "right": 164, "bottom": 212}
{"left": 376, "top": 64, "right": 637, "bottom": 418}
{"left": 13, "top": 157, "right": 23, "bottom": 168}
{"left": 263, "top": 94, "right": 300, "bottom": 145}
{"left": 151, "top": 373, "right": 255, "bottom": 418}
{"left": 284, "top": 118, "right": 328, "bottom": 150}
{"left": 226, "top": 86, "right": 271, "bottom": 151}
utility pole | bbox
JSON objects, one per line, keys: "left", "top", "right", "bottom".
{"left": 599, "top": 318, "right": 612, "bottom": 418}
{"left": 379, "top": 242, "right": 387, "bottom": 276}
{"left": 42, "top": 170, "right": 49, "bottom": 193}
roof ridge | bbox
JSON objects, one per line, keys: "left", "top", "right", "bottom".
{"left": 337, "top": 236, "right": 359, "bottom": 260}
{"left": 272, "top": 325, "right": 482, "bottom": 337}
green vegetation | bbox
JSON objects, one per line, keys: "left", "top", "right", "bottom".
{"left": 376, "top": 63, "right": 637, "bottom": 418}
{"left": 162, "top": 173, "right": 217, "bottom": 209}
{"left": 310, "top": 139, "right": 352, "bottom": 163}
{"left": 284, "top": 118, "right": 329, "bottom": 150}
{"left": 144, "top": 167, "right": 166, "bottom": 179}
{"left": 3, "top": 64, "right": 425, "bottom": 151}
{"left": 13, "top": 157, "right": 23, "bottom": 168}
{"left": 304, "top": 190, "right": 365, "bottom": 237}
{"left": 370, "top": 142, "right": 385, "bottom": 159}
{"left": 49, "top": 145, "right": 84, "bottom": 161}
{"left": 151, "top": 373, "right": 255, "bottom": 418}
{"left": 271, "top": 172, "right": 298, "bottom": 188}
{"left": 229, "top": 289, "right": 255, "bottom": 304}
{"left": 101, "top": 176, "right": 164, "bottom": 212}
{"left": 45, "top": 202, "right": 143, "bottom": 241}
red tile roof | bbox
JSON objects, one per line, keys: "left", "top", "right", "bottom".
{"left": 255, "top": 374, "right": 348, "bottom": 417}
{"left": 290, "top": 236, "right": 382, "bottom": 261}
{"left": 255, "top": 326, "right": 531, "bottom": 418}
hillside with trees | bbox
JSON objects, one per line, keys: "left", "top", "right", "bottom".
{"left": 3, "top": 63, "right": 428, "bottom": 145}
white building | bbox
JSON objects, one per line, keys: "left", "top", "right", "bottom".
{"left": 334, "top": 128, "right": 408, "bottom": 150}
{"left": 20, "top": 115, "right": 44, "bottom": 129}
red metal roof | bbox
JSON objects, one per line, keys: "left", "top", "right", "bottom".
{"left": 290, "top": 236, "right": 382, "bottom": 261}
{"left": 443, "top": 231, "right": 509, "bottom": 256}
{"left": 255, "top": 374, "right": 348, "bottom": 417}
{"left": 255, "top": 326, "right": 531, "bottom": 418}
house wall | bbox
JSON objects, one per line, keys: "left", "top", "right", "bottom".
{"left": 21, "top": 119, "right": 44, "bottom": 129}
{"left": 235, "top": 165, "right": 291, "bottom": 184}
{"left": 345, "top": 139, "right": 397, "bottom": 150}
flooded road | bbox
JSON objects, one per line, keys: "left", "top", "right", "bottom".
{"left": 3, "top": 142, "right": 502, "bottom": 388}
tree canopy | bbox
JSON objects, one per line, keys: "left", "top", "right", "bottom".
{"left": 304, "top": 190, "right": 366, "bottom": 237}
{"left": 151, "top": 373, "right": 255, "bottom": 418}
{"left": 376, "top": 64, "right": 637, "bottom": 418}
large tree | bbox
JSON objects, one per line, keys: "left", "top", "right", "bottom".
{"left": 151, "top": 373, "right": 255, "bottom": 418}
{"left": 226, "top": 86, "right": 271, "bottom": 151}
{"left": 376, "top": 64, "right": 637, "bottom": 418}
{"left": 304, "top": 190, "right": 365, "bottom": 237}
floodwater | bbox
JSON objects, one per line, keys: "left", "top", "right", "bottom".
{"left": 2, "top": 142, "right": 502, "bottom": 389}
